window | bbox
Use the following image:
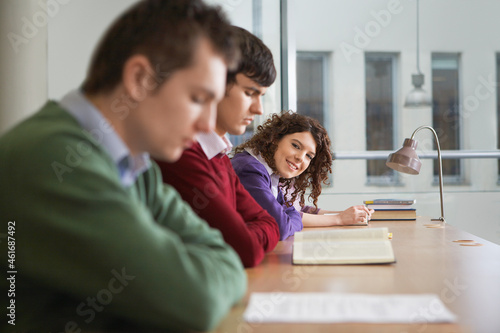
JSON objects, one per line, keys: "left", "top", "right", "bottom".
{"left": 432, "top": 53, "right": 461, "bottom": 183}
{"left": 222, "top": 0, "right": 281, "bottom": 148}
{"left": 296, "top": 52, "right": 329, "bottom": 128}
{"left": 365, "top": 53, "right": 397, "bottom": 184}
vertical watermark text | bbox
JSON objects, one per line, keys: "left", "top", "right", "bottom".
{"left": 6, "top": 221, "right": 16, "bottom": 326}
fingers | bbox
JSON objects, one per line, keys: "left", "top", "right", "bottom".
{"left": 355, "top": 208, "right": 368, "bottom": 223}
{"left": 359, "top": 206, "right": 374, "bottom": 219}
{"left": 343, "top": 206, "right": 373, "bottom": 224}
{"left": 352, "top": 205, "right": 373, "bottom": 220}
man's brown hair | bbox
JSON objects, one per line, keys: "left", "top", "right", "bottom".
{"left": 82, "top": 0, "right": 239, "bottom": 95}
{"left": 226, "top": 26, "right": 276, "bottom": 88}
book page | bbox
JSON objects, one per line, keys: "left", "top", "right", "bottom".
{"left": 293, "top": 240, "right": 394, "bottom": 264}
{"left": 243, "top": 293, "right": 456, "bottom": 324}
{"left": 294, "top": 227, "right": 388, "bottom": 243}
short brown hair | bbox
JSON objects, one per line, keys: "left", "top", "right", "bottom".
{"left": 82, "top": 0, "right": 239, "bottom": 95}
{"left": 234, "top": 111, "right": 332, "bottom": 208}
{"left": 226, "top": 26, "right": 276, "bottom": 87}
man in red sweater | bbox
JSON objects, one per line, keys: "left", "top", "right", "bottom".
{"left": 156, "top": 26, "right": 278, "bottom": 267}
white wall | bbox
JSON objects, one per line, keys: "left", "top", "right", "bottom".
{"left": 0, "top": 0, "right": 49, "bottom": 134}
{"left": 0, "top": 0, "right": 137, "bottom": 133}
{"left": 47, "top": 0, "right": 137, "bottom": 99}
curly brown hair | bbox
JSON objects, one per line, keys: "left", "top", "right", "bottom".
{"left": 234, "top": 111, "right": 333, "bottom": 208}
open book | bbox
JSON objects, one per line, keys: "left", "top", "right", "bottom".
{"left": 293, "top": 227, "right": 395, "bottom": 265}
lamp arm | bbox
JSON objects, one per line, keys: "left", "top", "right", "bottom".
{"left": 410, "top": 126, "right": 445, "bottom": 222}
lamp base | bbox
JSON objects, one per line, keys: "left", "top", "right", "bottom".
{"left": 431, "top": 217, "right": 446, "bottom": 224}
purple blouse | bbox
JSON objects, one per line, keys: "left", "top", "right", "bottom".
{"left": 232, "top": 151, "right": 303, "bottom": 240}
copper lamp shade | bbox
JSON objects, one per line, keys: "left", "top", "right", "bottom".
{"left": 386, "top": 138, "right": 421, "bottom": 175}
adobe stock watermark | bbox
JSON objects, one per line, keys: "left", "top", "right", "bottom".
{"left": 51, "top": 65, "right": 168, "bottom": 182}
{"left": 414, "top": 73, "right": 497, "bottom": 154}
{"left": 406, "top": 277, "right": 467, "bottom": 333}
{"left": 234, "top": 292, "right": 285, "bottom": 333}
{"left": 7, "top": 0, "right": 72, "bottom": 54}
{"left": 190, "top": 169, "right": 233, "bottom": 213}
{"left": 52, "top": 267, "right": 135, "bottom": 333}
{"left": 222, "top": 240, "right": 332, "bottom": 333}
{"left": 340, "top": 0, "right": 404, "bottom": 63}
{"left": 459, "top": 73, "right": 497, "bottom": 119}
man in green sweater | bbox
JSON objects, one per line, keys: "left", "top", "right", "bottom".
{"left": 0, "top": 1, "right": 246, "bottom": 332}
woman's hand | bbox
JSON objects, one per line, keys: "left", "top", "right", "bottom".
{"left": 302, "top": 205, "right": 374, "bottom": 227}
{"left": 338, "top": 205, "right": 374, "bottom": 225}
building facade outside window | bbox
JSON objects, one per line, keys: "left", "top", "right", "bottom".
{"left": 296, "top": 51, "right": 332, "bottom": 187}
{"left": 365, "top": 53, "right": 397, "bottom": 185}
{"left": 432, "top": 53, "right": 461, "bottom": 183}
{"left": 296, "top": 52, "right": 329, "bottom": 128}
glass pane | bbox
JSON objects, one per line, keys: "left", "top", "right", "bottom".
{"left": 296, "top": 53, "right": 325, "bottom": 126}
{"left": 206, "top": 0, "right": 281, "bottom": 147}
{"left": 365, "top": 54, "right": 394, "bottom": 179}
{"left": 432, "top": 54, "right": 460, "bottom": 178}
{"left": 497, "top": 54, "right": 500, "bottom": 178}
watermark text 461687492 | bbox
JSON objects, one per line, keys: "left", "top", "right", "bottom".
{"left": 6, "top": 221, "right": 17, "bottom": 326}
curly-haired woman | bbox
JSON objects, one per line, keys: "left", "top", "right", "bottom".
{"left": 232, "top": 111, "right": 373, "bottom": 240}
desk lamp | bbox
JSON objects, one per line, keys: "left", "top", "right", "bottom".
{"left": 386, "top": 125, "right": 445, "bottom": 224}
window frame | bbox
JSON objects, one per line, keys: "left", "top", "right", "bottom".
{"left": 497, "top": 53, "right": 500, "bottom": 184}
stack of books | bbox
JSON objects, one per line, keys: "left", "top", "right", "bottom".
{"left": 364, "top": 199, "right": 416, "bottom": 221}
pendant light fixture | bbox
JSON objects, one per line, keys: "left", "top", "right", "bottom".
{"left": 404, "top": 0, "right": 432, "bottom": 108}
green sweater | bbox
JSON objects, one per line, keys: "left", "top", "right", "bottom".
{"left": 0, "top": 102, "right": 246, "bottom": 332}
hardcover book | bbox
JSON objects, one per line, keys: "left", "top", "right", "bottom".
{"left": 370, "top": 209, "right": 417, "bottom": 221}
{"left": 364, "top": 199, "right": 416, "bottom": 205}
{"left": 293, "top": 227, "right": 395, "bottom": 265}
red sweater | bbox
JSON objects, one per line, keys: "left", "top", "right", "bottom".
{"left": 156, "top": 143, "right": 280, "bottom": 267}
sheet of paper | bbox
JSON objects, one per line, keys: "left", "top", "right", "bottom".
{"left": 243, "top": 292, "right": 457, "bottom": 324}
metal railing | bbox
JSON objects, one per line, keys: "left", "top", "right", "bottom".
{"left": 333, "top": 150, "right": 500, "bottom": 160}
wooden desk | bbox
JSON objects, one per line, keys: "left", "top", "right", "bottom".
{"left": 213, "top": 217, "right": 500, "bottom": 333}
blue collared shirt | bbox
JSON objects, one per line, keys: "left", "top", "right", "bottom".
{"left": 59, "top": 90, "right": 150, "bottom": 187}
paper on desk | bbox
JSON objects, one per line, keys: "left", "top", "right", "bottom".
{"left": 243, "top": 292, "right": 456, "bottom": 324}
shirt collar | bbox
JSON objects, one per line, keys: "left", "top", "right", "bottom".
{"left": 245, "top": 148, "right": 274, "bottom": 176}
{"left": 245, "top": 148, "right": 280, "bottom": 198}
{"left": 59, "top": 89, "right": 150, "bottom": 186}
{"left": 197, "top": 131, "right": 233, "bottom": 160}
